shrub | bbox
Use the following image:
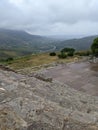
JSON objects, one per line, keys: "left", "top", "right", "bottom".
{"left": 75, "top": 51, "right": 91, "bottom": 56}
{"left": 49, "top": 52, "right": 56, "bottom": 56}
{"left": 6, "top": 57, "right": 14, "bottom": 62}
{"left": 67, "top": 52, "right": 74, "bottom": 57}
{"left": 58, "top": 52, "right": 67, "bottom": 59}
{"left": 61, "top": 47, "right": 75, "bottom": 57}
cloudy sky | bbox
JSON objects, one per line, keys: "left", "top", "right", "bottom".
{"left": 0, "top": 0, "right": 98, "bottom": 36}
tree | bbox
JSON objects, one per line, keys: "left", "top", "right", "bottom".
{"left": 58, "top": 52, "right": 67, "bottom": 59}
{"left": 61, "top": 47, "right": 75, "bottom": 53}
{"left": 61, "top": 47, "right": 75, "bottom": 57}
{"left": 91, "top": 38, "right": 98, "bottom": 57}
{"left": 6, "top": 57, "right": 14, "bottom": 62}
{"left": 67, "top": 51, "right": 74, "bottom": 56}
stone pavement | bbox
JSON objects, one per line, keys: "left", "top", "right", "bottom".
{"left": 44, "top": 62, "right": 98, "bottom": 96}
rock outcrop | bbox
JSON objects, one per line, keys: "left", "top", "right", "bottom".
{"left": 31, "top": 71, "right": 52, "bottom": 82}
{"left": 0, "top": 68, "right": 98, "bottom": 130}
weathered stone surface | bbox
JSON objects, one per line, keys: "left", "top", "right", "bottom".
{"left": 31, "top": 71, "right": 52, "bottom": 82}
{"left": 0, "top": 66, "right": 98, "bottom": 130}
{"left": 0, "top": 106, "right": 27, "bottom": 130}
{"left": 40, "top": 62, "right": 98, "bottom": 96}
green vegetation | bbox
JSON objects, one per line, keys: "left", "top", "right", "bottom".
{"left": 58, "top": 52, "right": 67, "bottom": 59}
{"left": 61, "top": 47, "right": 75, "bottom": 53}
{"left": 0, "top": 45, "right": 93, "bottom": 71}
{"left": 49, "top": 52, "right": 56, "bottom": 56}
{"left": 0, "top": 29, "right": 98, "bottom": 60}
{"left": 91, "top": 37, "right": 98, "bottom": 57}
{"left": 75, "top": 50, "right": 91, "bottom": 56}
{"left": 6, "top": 57, "right": 14, "bottom": 62}
{"left": 7, "top": 53, "right": 59, "bottom": 70}
{"left": 55, "top": 35, "right": 98, "bottom": 51}
{"left": 67, "top": 51, "right": 74, "bottom": 56}
{"left": 1, "top": 53, "right": 81, "bottom": 71}
{"left": 0, "top": 29, "right": 97, "bottom": 72}
{"left": 58, "top": 47, "right": 75, "bottom": 59}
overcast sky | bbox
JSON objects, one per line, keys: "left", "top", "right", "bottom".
{"left": 0, "top": 0, "right": 98, "bottom": 36}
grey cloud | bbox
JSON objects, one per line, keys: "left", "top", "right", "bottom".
{"left": 0, "top": 0, "right": 98, "bottom": 35}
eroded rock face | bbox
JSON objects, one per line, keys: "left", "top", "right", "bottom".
{"left": 0, "top": 69, "right": 98, "bottom": 130}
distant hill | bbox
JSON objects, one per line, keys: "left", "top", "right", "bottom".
{"left": 46, "top": 34, "right": 84, "bottom": 41}
{"left": 0, "top": 28, "right": 98, "bottom": 59}
{"left": 54, "top": 35, "right": 98, "bottom": 51}
{"left": 0, "top": 29, "right": 55, "bottom": 59}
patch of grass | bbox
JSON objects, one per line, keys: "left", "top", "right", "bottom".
{"left": 3, "top": 53, "right": 81, "bottom": 70}
{"left": 7, "top": 53, "right": 57, "bottom": 70}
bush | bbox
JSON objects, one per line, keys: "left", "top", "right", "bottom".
{"left": 6, "top": 57, "right": 14, "bottom": 62}
{"left": 58, "top": 52, "right": 67, "bottom": 59}
{"left": 61, "top": 47, "right": 75, "bottom": 57}
{"left": 49, "top": 52, "right": 56, "bottom": 56}
{"left": 67, "top": 52, "right": 74, "bottom": 57}
{"left": 75, "top": 51, "right": 91, "bottom": 56}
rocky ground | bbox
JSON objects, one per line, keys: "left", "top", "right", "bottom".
{"left": 0, "top": 62, "right": 98, "bottom": 130}
{"left": 38, "top": 62, "right": 98, "bottom": 96}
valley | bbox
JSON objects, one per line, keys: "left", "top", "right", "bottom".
{"left": 0, "top": 29, "right": 98, "bottom": 60}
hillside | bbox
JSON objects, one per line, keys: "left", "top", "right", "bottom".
{"left": 54, "top": 35, "right": 98, "bottom": 51}
{"left": 0, "top": 28, "right": 98, "bottom": 60}
{"left": 0, "top": 29, "right": 55, "bottom": 59}
{"left": 2, "top": 53, "right": 77, "bottom": 72}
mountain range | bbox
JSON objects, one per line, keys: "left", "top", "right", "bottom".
{"left": 0, "top": 28, "right": 98, "bottom": 59}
